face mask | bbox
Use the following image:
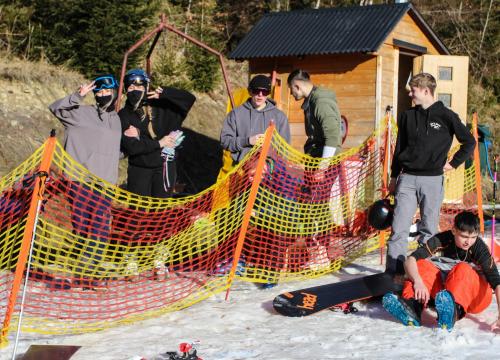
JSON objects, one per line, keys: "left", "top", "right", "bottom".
{"left": 95, "top": 95, "right": 114, "bottom": 111}
{"left": 127, "top": 90, "right": 145, "bottom": 110}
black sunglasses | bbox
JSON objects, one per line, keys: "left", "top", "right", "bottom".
{"left": 250, "top": 88, "right": 270, "bottom": 96}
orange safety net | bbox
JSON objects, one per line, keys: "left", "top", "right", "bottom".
{"left": 0, "top": 114, "right": 481, "bottom": 342}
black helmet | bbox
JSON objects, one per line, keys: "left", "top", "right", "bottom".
{"left": 368, "top": 199, "right": 394, "bottom": 230}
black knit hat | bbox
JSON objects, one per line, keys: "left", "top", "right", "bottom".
{"left": 248, "top": 75, "right": 271, "bottom": 91}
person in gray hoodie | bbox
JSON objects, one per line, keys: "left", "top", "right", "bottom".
{"left": 220, "top": 75, "right": 290, "bottom": 164}
{"left": 49, "top": 75, "right": 125, "bottom": 285}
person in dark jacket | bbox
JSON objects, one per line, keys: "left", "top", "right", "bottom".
{"left": 120, "top": 69, "right": 196, "bottom": 197}
{"left": 382, "top": 211, "right": 500, "bottom": 332}
{"left": 386, "top": 73, "right": 476, "bottom": 275}
{"left": 220, "top": 75, "right": 290, "bottom": 164}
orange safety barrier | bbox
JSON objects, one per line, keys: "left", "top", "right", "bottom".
{"left": 0, "top": 112, "right": 481, "bottom": 342}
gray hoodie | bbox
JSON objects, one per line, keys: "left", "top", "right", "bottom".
{"left": 220, "top": 99, "right": 290, "bottom": 162}
{"left": 49, "top": 92, "right": 122, "bottom": 184}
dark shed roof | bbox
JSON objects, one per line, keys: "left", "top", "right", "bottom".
{"left": 230, "top": 3, "right": 449, "bottom": 60}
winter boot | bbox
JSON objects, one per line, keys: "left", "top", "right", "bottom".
{"left": 382, "top": 293, "right": 422, "bottom": 327}
{"left": 435, "top": 290, "right": 464, "bottom": 331}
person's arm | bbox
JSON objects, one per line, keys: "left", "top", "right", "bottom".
{"left": 48, "top": 92, "right": 85, "bottom": 126}
{"left": 447, "top": 112, "right": 476, "bottom": 169}
{"left": 404, "top": 256, "right": 430, "bottom": 306}
{"left": 121, "top": 134, "right": 162, "bottom": 156}
{"left": 150, "top": 87, "right": 196, "bottom": 116}
{"left": 404, "top": 235, "right": 441, "bottom": 305}
{"left": 472, "top": 239, "right": 500, "bottom": 331}
{"left": 313, "top": 99, "right": 341, "bottom": 151}
{"left": 220, "top": 111, "right": 251, "bottom": 153}
{"left": 492, "top": 285, "right": 500, "bottom": 331}
{"left": 48, "top": 82, "right": 95, "bottom": 126}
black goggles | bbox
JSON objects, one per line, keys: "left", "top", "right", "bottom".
{"left": 93, "top": 76, "right": 117, "bottom": 92}
{"left": 125, "top": 75, "right": 149, "bottom": 88}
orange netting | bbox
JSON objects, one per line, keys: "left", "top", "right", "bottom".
{"left": 0, "top": 113, "right": 481, "bottom": 343}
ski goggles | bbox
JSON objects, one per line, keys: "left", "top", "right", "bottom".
{"left": 93, "top": 76, "right": 118, "bottom": 93}
{"left": 125, "top": 74, "right": 150, "bottom": 88}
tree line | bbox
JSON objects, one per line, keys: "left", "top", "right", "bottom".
{"left": 0, "top": 0, "right": 497, "bottom": 104}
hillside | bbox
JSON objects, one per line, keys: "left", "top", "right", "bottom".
{"left": 0, "top": 56, "right": 247, "bottom": 191}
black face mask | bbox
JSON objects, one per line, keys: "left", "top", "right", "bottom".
{"left": 127, "top": 90, "right": 145, "bottom": 110}
{"left": 95, "top": 95, "right": 114, "bottom": 111}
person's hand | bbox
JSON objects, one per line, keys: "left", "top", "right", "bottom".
{"left": 124, "top": 125, "right": 139, "bottom": 138}
{"left": 413, "top": 279, "right": 430, "bottom": 306}
{"left": 147, "top": 86, "right": 163, "bottom": 99}
{"left": 79, "top": 82, "right": 96, "bottom": 97}
{"left": 388, "top": 178, "right": 397, "bottom": 194}
{"left": 491, "top": 317, "right": 500, "bottom": 332}
{"left": 443, "top": 162, "right": 454, "bottom": 172}
{"left": 159, "top": 134, "right": 176, "bottom": 148}
{"left": 249, "top": 134, "right": 264, "bottom": 145}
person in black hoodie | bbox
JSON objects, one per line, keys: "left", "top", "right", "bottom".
{"left": 119, "top": 69, "right": 196, "bottom": 197}
{"left": 386, "top": 73, "right": 475, "bottom": 275}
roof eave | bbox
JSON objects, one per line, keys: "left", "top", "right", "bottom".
{"left": 407, "top": 4, "right": 450, "bottom": 55}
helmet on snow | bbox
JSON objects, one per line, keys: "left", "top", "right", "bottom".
{"left": 124, "top": 69, "right": 151, "bottom": 91}
{"left": 367, "top": 198, "right": 394, "bottom": 230}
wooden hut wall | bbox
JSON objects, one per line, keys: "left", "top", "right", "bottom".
{"left": 250, "top": 54, "right": 377, "bottom": 151}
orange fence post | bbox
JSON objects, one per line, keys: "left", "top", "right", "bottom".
{"left": 0, "top": 132, "right": 57, "bottom": 346}
{"left": 471, "top": 113, "right": 485, "bottom": 235}
{"left": 225, "top": 124, "right": 276, "bottom": 300}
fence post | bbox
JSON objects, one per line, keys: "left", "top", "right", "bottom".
{"left": 225, "top": 124, "right": 275, "bottom": 300}
{"left": 0, "top": 132, "right": 57, "bottom": 347}
{"left": 471, "top": 113, "right": 485, "bottom": 235}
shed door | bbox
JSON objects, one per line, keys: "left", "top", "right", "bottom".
{"left": 413, "top": 55, "right": 469, "bottom": 123}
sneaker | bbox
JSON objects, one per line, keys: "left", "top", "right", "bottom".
{"left": 382, "top": 293, "right": 422, "bottom": 327}
{"left": 435, "top": 290, "right": 460, "bottom": 331}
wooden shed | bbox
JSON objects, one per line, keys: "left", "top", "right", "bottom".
{"left": 229, "top": 3, "right": 469, "bottom": 152}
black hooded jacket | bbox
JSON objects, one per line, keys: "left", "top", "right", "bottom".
{"left": 391, "top": 101, "right": 476, "bottom": 177}
{"left": 119, "top": 87, "right": 196, "bottom": 169}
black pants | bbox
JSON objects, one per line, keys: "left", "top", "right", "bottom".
{"left": 127, "top": 162, "right": 177, "bottom": 198}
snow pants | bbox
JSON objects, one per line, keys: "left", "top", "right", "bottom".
{"left": 402, "top": 259, "right": 492, "bottom": 314}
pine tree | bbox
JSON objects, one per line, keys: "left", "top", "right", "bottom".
{"left": 28, "top": 0, "right": 159, "bottom": 78}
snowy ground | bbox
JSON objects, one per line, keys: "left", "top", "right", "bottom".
{"left": 2, "top": 249, "right": 500, "bottom": 360}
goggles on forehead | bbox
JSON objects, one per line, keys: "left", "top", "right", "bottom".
{"left": 93, "top": 76, "right": 118, "bottom": 93}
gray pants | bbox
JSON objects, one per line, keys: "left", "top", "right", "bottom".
{"left": 386, "top": 174, "right": 444, "bottom": 274}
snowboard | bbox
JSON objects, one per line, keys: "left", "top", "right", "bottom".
{"left": 273, "top": 272, "right": 397, "bottom": 317}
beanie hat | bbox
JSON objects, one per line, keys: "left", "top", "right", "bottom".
{"left": 248, "top": 75, "right": 271, "bottom": 91}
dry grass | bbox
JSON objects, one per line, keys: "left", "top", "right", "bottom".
{"left": 0, "top": 53, "right": 85, "bottom": 90}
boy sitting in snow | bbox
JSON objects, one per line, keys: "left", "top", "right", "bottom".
{"left": 383, "top": 211, "right": 500, "bottom": 331}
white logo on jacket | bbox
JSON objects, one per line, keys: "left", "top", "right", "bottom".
{"left": 430, "top": 122, "right": 442, "bottom": 130}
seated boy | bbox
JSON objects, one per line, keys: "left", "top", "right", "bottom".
{"left": 382, "top": 211, "right": 500, "bottom": 331}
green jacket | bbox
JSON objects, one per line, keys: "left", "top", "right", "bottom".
{"left": 302, "top": 87, "right": 341, "bottom": 157}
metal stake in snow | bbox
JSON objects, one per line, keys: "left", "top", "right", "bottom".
{"left": 11, "top": 195, "right": 44, "bottom": 360}
{"left": 492, "top": 155, "right": 498, "bottom": 261}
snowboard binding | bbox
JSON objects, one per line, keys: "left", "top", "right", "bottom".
{"left": 329, "top": 302, "right": 358, "bottom": 314}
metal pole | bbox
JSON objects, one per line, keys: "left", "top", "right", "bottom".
{"left": 11, "top": 197, "right": 44, "bottom": 360}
